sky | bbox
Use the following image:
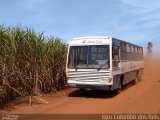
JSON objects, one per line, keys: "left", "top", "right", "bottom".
{"left": 0, "top": 0, "right": 160, "bottom": 52}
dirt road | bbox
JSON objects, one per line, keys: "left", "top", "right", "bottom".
{"left": 1, "top": 58, "right": 160, "bottom": 114}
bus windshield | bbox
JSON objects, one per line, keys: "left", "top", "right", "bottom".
{"left": 67, "top": 45, "right": 110, "bottom": 69}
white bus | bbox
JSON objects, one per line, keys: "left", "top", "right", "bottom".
{"left": 66, "top": 36, "right": 144, "bottom": 93}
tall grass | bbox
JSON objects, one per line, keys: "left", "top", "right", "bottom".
{"left": 0, "top": 25, "right": 67, "bottom": 107}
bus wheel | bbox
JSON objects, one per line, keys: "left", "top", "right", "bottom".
{"left": 114, "top": 82, "right": 122, "bottom": 94}
{"left": 134, "top": 71, "right": 140, "bottom": 84}
{"left": 134, "top": 78, "right": 138, "bottom": 84}
{"left": 134, "top": 76, "right": 142, "bottom": 84}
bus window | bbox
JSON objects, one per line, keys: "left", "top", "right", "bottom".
{"left": 135, "top": 46, "right": 138, "bottom": 53}
{"left": 130, "top": 45, "right": 134, "bottom": 53}
{"left": 113, "top": 47, "right": 119, "bottom": 59}
{"left": 126, "top": 44, "right": 131, "bottom": 52}
{"left": 112, "top": 46, "right": 119, "bottom": 68}
{"left": 121, "top": 43, "right": 126, "bottom": 52}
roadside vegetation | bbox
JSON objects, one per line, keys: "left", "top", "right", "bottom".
{"left": 0, "top": 25, "right": 67, "bottom": 107}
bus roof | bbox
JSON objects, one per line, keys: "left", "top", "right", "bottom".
{"left": 71, "top": 36, "right": 111, "bottom": 40}
{"left": 70, "top": 36, "right": 143, "bottom": 48}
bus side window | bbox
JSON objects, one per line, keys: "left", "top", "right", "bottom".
{"left": 112, "top": 46, "right": 119, "bottom": 68}
{"left": 113, "top": 46, "right": 119, "bottom": 59}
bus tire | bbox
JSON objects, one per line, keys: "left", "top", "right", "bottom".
{"left": 114, "top": 84, "right": 122, "bottom": 94}
{"left": 134, "top": 76, "right": 142, "bottom": 84}
{"left": 134, "top": 71, "right": 139, "bottom": 84}
{"left": 114, "top": 76, "right": 123, "bottom": 94}
{"left": 134, "top": 78, "right": 138, "bottom": 84}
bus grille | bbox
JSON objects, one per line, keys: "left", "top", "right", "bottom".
{"left": 67, "top": 70, "right": 110, "bottom": 82}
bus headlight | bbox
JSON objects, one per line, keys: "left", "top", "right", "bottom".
{"left": 68, "top": 77, "right": 75, "bottom": 80}
{"left": 100, "top": 78, "right": 108, "bottom": 83}
{"left": 108, "top": 78, "right": 112, "bottom": 83}
{"left": 100, "top": 78, "right": 112, "bottom": 83}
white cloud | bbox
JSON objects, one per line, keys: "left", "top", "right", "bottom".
{"left": 110, "top": 0, "right": 160, "bottom": 46}
{"left": 119, "top": 0, "right": 160, "bottom": 25}
{"left": 120, "top": 0, "right": 160, "bottom": 14}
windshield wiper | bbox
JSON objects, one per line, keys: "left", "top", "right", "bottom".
{"left": 97, "top": 62, "right": 108, "bottom": 71}
{"left": 75, "top": 65, "right": 78, "bottom": 71}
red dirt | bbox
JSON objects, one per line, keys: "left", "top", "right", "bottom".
{"left": 0, "top": 57, "right": 160, "bottom": 114}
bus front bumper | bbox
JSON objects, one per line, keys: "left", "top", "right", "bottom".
{"left": 68, "top": 80, "right": 111, "bottom": 90}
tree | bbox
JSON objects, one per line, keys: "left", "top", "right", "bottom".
{"left": 147, "top": 42, "right": 153, "bottom": 57}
